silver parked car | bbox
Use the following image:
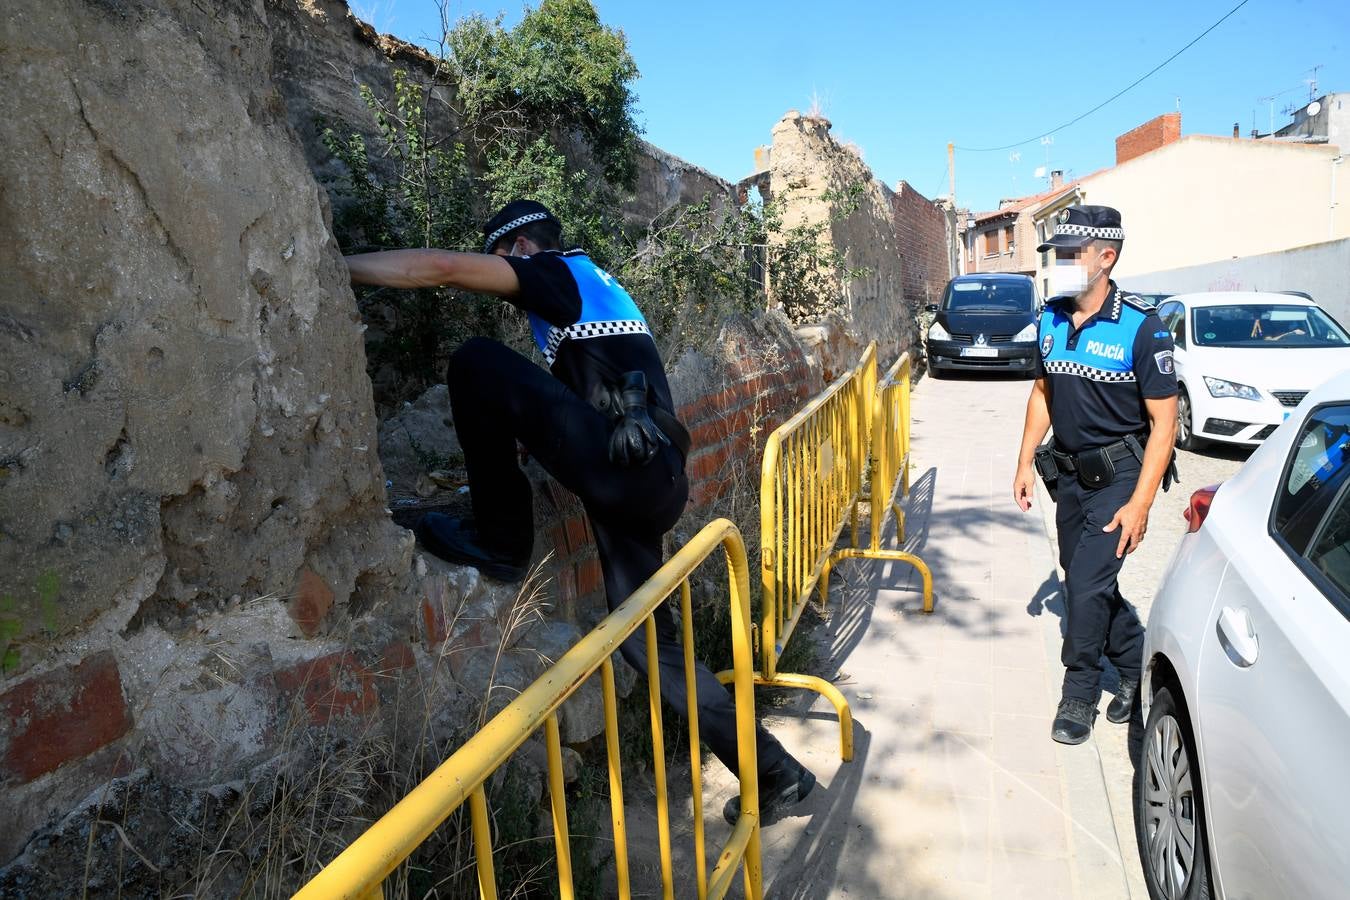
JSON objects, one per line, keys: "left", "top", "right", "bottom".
{"left": 1137, "top": 369, "right": 1350, "bottom": 899}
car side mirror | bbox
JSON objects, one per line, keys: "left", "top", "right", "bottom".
{"left": 925, "top": 303, "right": 938, "bottom": 314}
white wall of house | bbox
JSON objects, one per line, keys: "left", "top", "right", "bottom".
{"left": 1069, "top": 136, "right": 1347, "bottom": 278}
{"left": 1118, "top": 237, "right": 1350, "bottom": 325}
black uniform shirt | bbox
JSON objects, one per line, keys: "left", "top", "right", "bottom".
{"left": 1034, "top": 282, "right": 1179, "bottom": 454}
{"left": 502, "top": 251, "right": 678, "bottom": 417}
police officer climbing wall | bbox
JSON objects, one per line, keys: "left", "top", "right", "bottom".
{"left": 1012, "top": 205, "right": 1179, "bottom": 745}
{"left": 344, "top": 200, "right": 816, "bottom": 823}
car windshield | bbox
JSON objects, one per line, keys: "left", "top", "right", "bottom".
{"left": 943, "top": 280, "right": 1035, "bottom": 313}
{"left": 1192, "top": 304, "right": 1350, "bottom": 348}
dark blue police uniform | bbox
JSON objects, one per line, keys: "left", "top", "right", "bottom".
{"left": 1035, "top": 280, "right": 1178, "bottom": 704}
{"left": 418, "top": 201, "right": 813, "bottom": 822}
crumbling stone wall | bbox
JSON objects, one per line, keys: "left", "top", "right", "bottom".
{"left": 765, "top": 111, "right": 915, "bottom": 374}
{"left": 0, "top": 1, "right": 827, "bottom": 892}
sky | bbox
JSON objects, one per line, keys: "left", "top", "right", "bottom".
{"left": 353, "top": 0, "right": 1349, "bottom": 214}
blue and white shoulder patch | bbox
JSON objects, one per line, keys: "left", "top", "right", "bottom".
{"left": 1121, "top": 291, "right": 1157, "bottom": 312}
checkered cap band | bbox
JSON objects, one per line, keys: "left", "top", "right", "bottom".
{"left": 543, "top": 319, "right": 652, "bottom": 366}
{"left": 483, "top": 212, "right": 551, "bottom": 252}
{"left": 1054, "top": 223, "right": 1125, "bottom": 241}
{"left": 1043, "top": 360, "right": 1136, "bottom": 383}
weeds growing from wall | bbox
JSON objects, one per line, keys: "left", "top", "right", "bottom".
{"left": 320, "top": 0, "right": 870, "bottom": 411}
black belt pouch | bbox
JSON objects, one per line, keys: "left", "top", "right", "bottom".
{"left": 1075, "top": 447, "right": 1116, "bottom": 489}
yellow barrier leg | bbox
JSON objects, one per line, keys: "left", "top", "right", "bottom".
{"left": 818, "top": 556, "right": 834, "bottom": 609}
{"left": 470, "top": 786, "right": 498, "bottom": 900}
{"left": 680, "top": 582, "right": 709, "bottom": 900}
{"left": 545, "top": 714, "right": 575, "bottom": 900}
{"left": 645, "top": 617, "right": 676, "bottom": 900}
{"left": 829, "top": 548, "right": 934, "bottom": 614}
{"left": 601, "top": 658, "right": 632, "bottom": 900}
{"left": 713, "top": 669, "right": 854, "bottom": 763}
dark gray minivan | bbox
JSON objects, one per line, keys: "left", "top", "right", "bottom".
{"left": 924, "top": 273, "right": 1041, "bottom": 377}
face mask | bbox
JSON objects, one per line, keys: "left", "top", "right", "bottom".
{"left": 1048, "top": 263, "right": 1090, "bottom": 298}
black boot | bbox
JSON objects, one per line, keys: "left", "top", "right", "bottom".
{"left": 414, "top": 513, "right": 529, "bottom": 582}
{"left": 722, "top": 758, "right": 816, "bottom": 826}
{"left": 1106, "top": 677, "right": 1139, "bottom": 724}
{"left": 1051, "top": 697, "right": 1098, "bottom": 745}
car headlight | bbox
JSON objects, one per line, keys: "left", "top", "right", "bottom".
{"left": 1204, "top": 376, "right": 1262, "bottom": 402}
{"left": 928, "top": 321, "right": 950, "bottom": 341}
{"left": 1012, "top": 323, "right": 1038, "bottom": 342}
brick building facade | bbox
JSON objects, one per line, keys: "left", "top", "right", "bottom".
{"left": 890, "top": 181, "right": 956, "bottom": 307}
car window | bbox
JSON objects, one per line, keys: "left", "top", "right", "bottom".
{"left": 1307, "top": 484, "right": 1350, "bottom": 600}
{"left": 1274, "top": 405, "right": 1350, "bottom": 555}
{"left": 1193, "top": 304, "right": 1350, "bottom": 348}
{"left": 943, "top": 280, "right": 1035, "bottom": 313}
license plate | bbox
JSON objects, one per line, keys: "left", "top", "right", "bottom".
{"left": 960, "top": 348, "right": 998, "bottom": 358}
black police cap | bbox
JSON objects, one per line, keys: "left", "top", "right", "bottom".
{"left": 482, "top": 199, "right": 560, "bottom": 253}
{"left": 1036, "top": 204, "right": 1125, "bottom": 252}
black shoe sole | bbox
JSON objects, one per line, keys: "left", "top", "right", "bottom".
{"left": 414, "top": 516, "right": 528, "bottom": 582}
{"left": 1051, "top": 727, "right": 1093, "bottom": 745}
{"left": 722, "top": 767, "right": 817, "bottom": 826}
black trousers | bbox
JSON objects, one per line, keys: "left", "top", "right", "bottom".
{"left": 446, "top": 338, "right": 792, "bottom": 778}
{"left": 1053, "top": 456, "right": 1146, "bottom": 703}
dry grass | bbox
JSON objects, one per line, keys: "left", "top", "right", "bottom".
{"left": 75, "top": 559, "right": 585, "bottom": 899}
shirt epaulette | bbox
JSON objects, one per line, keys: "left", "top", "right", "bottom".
{"left": 1120, "top": 291, "right": 1156, "bottom": 313}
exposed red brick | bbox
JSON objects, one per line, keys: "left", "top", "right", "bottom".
{"left": 563, "top": 515, "right": 592, "bottom": 554}
{"left": 290, "top": 567, "right": 334, "bottom": 637}
{"left": 689, "top": 475, "right": 733, "bottom": 509}
{"left": 420, "top": 576, "right": 451, "bottom": 648}
{"left": 576, "top": 556, "right": 605, "bottom": 598}
{"left": 558, "top": 567, "right": 578, "bottom": 607}
{"left": 1, "top": 651, "right": 132, "bottom": 783}
{"left": 274, "top": 652, "right": 378, "bottom": 726}
{"left": 548, "top": 523, "right": 569, "bottom": 556}
{"left": 1116, "top": 112, "right": 1181, "bottom": 166}
{"left": 378, "top": 640, "right": 416, "bottom": 674}
{"left": 891, "top": 181, "right": 956, "bottom": 307}
{"left": 688, "top": 442, "right": 733, "bottom": 483}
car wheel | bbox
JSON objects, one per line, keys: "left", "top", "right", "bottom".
{"left": 927, "top": 365, "right": 946, "bottom": 380}
{"left": 1135, "top": 685, "right": 1212, "bottom": 900}
{"left": 1176, "top": 387, "right": 1205, "bottom": 451}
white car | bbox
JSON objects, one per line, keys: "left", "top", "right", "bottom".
{"left": 1155, "top": 292, "right": 1350, "bottom": 449}
{"left": 1137, "top": 370, "right": 1350, "bottom": 899}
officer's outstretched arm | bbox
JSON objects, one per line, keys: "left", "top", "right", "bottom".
{"left": 344, "top": 249, "right": 521, "bottom": 297}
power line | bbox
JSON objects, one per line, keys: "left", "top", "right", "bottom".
{"left": 955, "top": 0, "right": 1253, "bottom": 153}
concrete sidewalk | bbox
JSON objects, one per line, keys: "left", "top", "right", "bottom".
{"left": 726, "top": 373, "right": 1149, "bottom": 899}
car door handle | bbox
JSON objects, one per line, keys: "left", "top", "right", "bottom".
{"left": 1216, "top": 606, "right": 1259, "bottom": 667}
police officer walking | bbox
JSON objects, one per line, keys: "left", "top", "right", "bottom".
{"left": 1012, "top": 205, "right": 1178, "bottom": 744}
{"left": 344, "top": 200, "right": 815, "bottom": 821}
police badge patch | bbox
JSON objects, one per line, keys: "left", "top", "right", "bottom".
{"left": 1041, "top": 333, "right": 1054, "bottom": 357}
{"left": 1154, "top": 350, "right": 1174, "bottom": 374}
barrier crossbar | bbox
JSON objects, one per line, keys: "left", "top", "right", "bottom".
{"left": 294, "top": 518, "right": 764, "bottom": 900}
{"left": 822, "top": 351, "right": 934, "bottom": 611}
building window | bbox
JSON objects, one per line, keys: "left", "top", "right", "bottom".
{"left": 1004, "top": 225, "right": 1015, "bottom": 254}
{"left": 984, "top": 230, "right": 1000, "bottom": 256}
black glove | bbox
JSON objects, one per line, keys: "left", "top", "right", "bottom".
{"left": 608, "top": 371, "right": 669, "bottom": 466}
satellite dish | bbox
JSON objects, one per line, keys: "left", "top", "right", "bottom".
{"left": 1307, "top": 101, "right": 1322, "bottom": 117}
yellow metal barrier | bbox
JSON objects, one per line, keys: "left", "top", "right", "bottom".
{"left": 715, "top": 344, "right": 880, "bottom": 764}
{"left": 719, "top": 344, "right": 934, "bottom": 765}
{"left": 822, "top": 351, "right": 934, "bottom": 612}
{"left": 295, "top": 519, "right": 763, "bottom": 900}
